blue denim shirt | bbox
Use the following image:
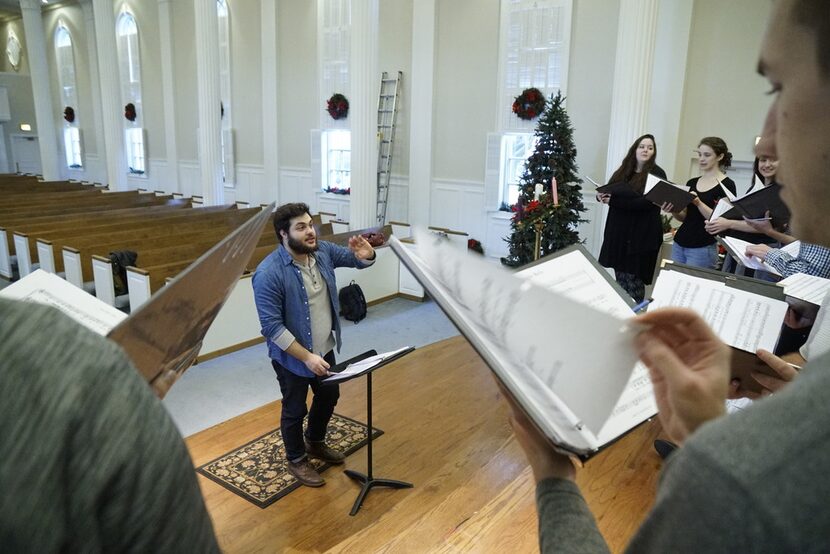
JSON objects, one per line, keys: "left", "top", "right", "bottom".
{"left": 252, "top": 241, "right": 370, "bottom": 377}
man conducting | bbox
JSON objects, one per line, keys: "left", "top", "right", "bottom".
{"left": 253, "top": 203, "right": 376, "bottom": 487}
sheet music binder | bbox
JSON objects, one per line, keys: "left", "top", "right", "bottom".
{"left": 390, "top": 236, "right": 654, "bottom": 462}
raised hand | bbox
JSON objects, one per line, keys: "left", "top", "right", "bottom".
{"left": 634, "top": 308, "right": 731, "bottom": 444}
{"left": 348, "top": 234, "right": 375, "bottom": 260}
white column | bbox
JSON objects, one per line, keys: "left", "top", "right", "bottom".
{"left": 158, "top": 0, "right": 180, "bottom": 193}
{"left": 407, "top": 0, "right": 436, "bottom": 227}
{"left": 19, "top": 0, "right": 60, "bottom": 181}
{"left": 604, "top": 0, "right": 660, "bottom": 179}
{"left": 647, "top": 0, "right": 693, "bottom": 181}
{"left": 194, "top": 0, "right": 223, "bottom": 205}
{"left": 261, "top": 0, "right": 279, "bottom": 205}
{"left": 348, "top": 0, "right": 379, "bottom": 229}
{"left": 92, "top": 0, "right": 127, "bottom": 190}
{"left": 80, "top": 0, "right": 107, "bottom": 185}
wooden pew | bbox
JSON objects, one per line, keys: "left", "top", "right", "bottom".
{"left": 32, "top": 201, "right": 194, "bottom": 275}
{"left": 86, "top": 224, "right": 273, "bottom": 303}
{"left": 11, "top": 195, "right": 183, "bottom": 277}
{"left": 0, "top": 197, "right": 186, "bottom": 277}
{"left": 57, "top": 206, "right": 255, "bottom": 289}
{"left": 0, "top": 194, "right": 181, "bottom": 278}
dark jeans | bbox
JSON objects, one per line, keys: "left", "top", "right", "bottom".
{"left": 615, "top": 271, "right": 645, "bottom": 303}
{"left": 271, "top": 350, "right": 339, "bottom": 462}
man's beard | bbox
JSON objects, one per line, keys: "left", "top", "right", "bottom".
{"left": 287, "top": 234, "right": 318, "bottom": 254}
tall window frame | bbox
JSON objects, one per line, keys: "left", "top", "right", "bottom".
{"left": 54, "top": 23, "right": 82, "bottom": 169}
{"left": 116, "top": 11, "right": 146, "bottom": 175}
{"left": 316, "top": 0, "right": 351, "bottom": 193}
{"left": 491, "top": 0, "right": 573, "bottom": 207}
{"left": 217, "top": 0, "right": 234, "bottom": 185}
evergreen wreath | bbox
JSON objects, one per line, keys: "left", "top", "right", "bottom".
{"left": 63, "top": 106, "right": 75, "bottom": 123}
{"left": 512, "top": 87, "right": 545, "bottom": 120}
{"left": 124, "top": 103, "right": 137, "bottom": 122}
{"left": 326, "top": 93, "right": 349, "bottom": 120}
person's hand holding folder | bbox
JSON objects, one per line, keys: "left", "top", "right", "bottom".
{"left": 634, "top": 308, "right": 731, "bottom": 445}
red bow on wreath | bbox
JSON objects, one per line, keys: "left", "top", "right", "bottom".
{"left": 63, "top": 106, "right": 75, "bottom": 123}
{"left": 124, "top": 103, "right": 137, "bottom": 122}
{"left": 326, "top": 93, "right": 349, "bottom": 120}
{"left": 512, "top": 87, "right": 545, "bottom": 120}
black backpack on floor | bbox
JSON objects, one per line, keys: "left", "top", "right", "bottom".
{"left": 338, "top": 281, "right": 367, "bottom": 323}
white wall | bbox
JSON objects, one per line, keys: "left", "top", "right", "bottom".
{"left": 673, "top": 0, "right": 771, "bottom": 182}
{"left": 378, "top": 0, "right": 412, "bottom": 179}
{"left": 277, "top": 0, "right": 317, "bottom": 172}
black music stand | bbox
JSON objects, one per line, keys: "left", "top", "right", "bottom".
{"left": 323, "top": 347, "right": 415, "bottom": 516}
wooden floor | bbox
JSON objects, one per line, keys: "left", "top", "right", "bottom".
{"left": 187, "top": 336, "right": 664, "bottom": 553}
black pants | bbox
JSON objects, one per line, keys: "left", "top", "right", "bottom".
{"left": 271, "top": 351, "right": 340, "bottom": 462}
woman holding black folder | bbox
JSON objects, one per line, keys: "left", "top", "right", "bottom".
{"left": 668, "top": 136, "right": 737, "bottom": 268}
{"left": 704, "top": 154, "right": 790, "bottom": 276}
{"left": 597, "top": 134, "right": 667, "bottom": 302}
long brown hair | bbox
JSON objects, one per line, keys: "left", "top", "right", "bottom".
{"left": 609, "top": 134, "right": 658, "bottom": 193}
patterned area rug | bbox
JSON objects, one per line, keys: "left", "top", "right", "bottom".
{"left": 196, "top": 413, "right": 382, "bottom": 509}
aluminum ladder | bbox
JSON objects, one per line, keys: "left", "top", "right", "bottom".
{"left": 376, "top": 71, "right": 402, "bottom": 225}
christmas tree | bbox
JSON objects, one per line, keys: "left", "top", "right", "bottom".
{"left": 502, "top": 91, "right": 586, "bottom": 267}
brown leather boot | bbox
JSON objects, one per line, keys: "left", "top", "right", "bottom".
{"left": 287, "top": 459, "right": 325, "bottom": 487}
{"left": 304, "top": 439, "right": 346, "bottom": 464}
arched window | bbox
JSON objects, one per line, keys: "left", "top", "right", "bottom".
{"left": 217, "top": 0, "right": 234, "bottom": 185}
{"left": 116, "top": 11, "right": 145, "bottom": 175}
{"left": 55, "top": 24, "right": 82, "bottom": 169}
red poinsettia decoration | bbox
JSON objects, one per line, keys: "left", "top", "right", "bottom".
{"left": 467, "top": 238, "right": 484, "bottom": 255}
{"left": 525, "top": 199, "right": 541, "bottom": 212}
{"left": 512, "top": 87, "right": 545, "bottom": 120}
{"left": 124, "top": 103, "right": 137, "bottom": 122}
{"left": 63, "top": 106, "right": 75, "bottom": 123}
{"left": 326, "top": 93, "right": 349, "bottom": 120}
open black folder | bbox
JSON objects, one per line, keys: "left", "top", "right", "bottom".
{"left": 391, "top": 232, "right": 656, "bottom": 461}
{"left": 1, "top": 204, "right": 274, "bottom": 397}
{"left": 728, "top": 183, "right": 789, "bottom": 221}
{"left": 644, "top": 174, "right": 695, "bottom": 208}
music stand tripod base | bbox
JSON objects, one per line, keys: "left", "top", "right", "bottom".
{"left": 344, "top": 469, "right": 412, "bottom": 516}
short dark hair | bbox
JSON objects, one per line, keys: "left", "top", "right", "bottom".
{"left": 273, "top": 202, "right": 311, "bottom": 239}
{"left": 699, "top": 136, "right": 732, "bottom": 169}
{"left": 792, "top": 0, "right": 830, "bottom": 78}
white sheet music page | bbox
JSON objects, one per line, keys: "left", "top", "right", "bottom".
{"left": 710, "top": 198, "right": 734, "bottom": 221}
{"left": 779, "top": 273, "right": 830, "bottom": 305}
{"left": 516, "top": 250, "right": 633, "bottom": 318}
{"left": 0, "top": 269, "right": 126, "bottom": 335}
{"left": 410, "top": 229, "right": 644, "bottom": 440}
{"left": 323, "top": 346, "right": 412, "bottom": 383}
{"left": 650, "top": 270, "right": 787, "bottom": 352}
{"left": 516, "top": 250, "right": 657, "bottom": 445}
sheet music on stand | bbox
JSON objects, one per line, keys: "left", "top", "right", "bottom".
{"left": 324, "top": 346, "right": 414, "bottom": 383}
